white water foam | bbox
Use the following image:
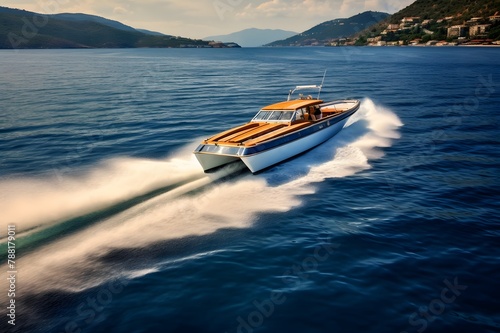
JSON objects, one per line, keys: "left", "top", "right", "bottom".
{"left": 0, "top": 98, "right": 403, "bottom": 293}
{"left": 301, "top": 97, "right": 402, "bottom": 182}
{"left": 0, "top": 151, "right": 204, "bottom": 235}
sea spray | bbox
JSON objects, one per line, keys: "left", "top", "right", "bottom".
{"left": 268, "top": 98, "right": 403, "bottom": 185}
{"left": 0, "top": 98, "right": 403, "bottom": 295}
{"left": 0, "top": 155, "right": 203, "bottom": 235}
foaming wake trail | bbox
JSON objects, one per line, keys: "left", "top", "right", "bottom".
{"left": 5, "top": 170, "right": 298, "bottom": 294}
{"left": 0, "top": 98, "right": 402, "bottom": 297}
{"left": 266, "top": 97, "right": 403, "bottom": 187}
{"left": 0, "top": 151, "right": 205, "bottom": 235}
{"left": 299, "top": 97, "right": 403, "bottom": 182}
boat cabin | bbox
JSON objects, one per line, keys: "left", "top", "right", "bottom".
{"left": 251, "top": 99, "right": 324, "bottom": 124}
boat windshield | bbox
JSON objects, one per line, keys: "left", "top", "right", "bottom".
{"left": 252, "top": 110, "right": 295, "bottom": 122}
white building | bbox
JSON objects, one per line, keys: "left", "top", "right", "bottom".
{"left": 447, "top": 25, "right": 469, "bottom": 38}
{"left": 469, "top": 24, "right": 491, "bottom": 36}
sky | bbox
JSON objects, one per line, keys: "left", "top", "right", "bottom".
{"left": 2, "top": 0, "right": 415, "bottom": 38}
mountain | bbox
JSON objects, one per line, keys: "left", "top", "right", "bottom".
{"left": 50, "top": 13, "right": 138, "bottom": 32}
{"left": 204, "top": 28, "right": 297, "bottom": 47}
{"left": 354, "top": 0, "right": 500, "bottom": 45}
{"left": 0, "top": 6, "right": 233, "bottom": 48}
{"left": 266, "top": 11, "right": 390, "bottom": 46}
{"left": 136, "top": 29, "right": 166, "bottom": 36}
{"left": 51, "top": 13, "right": 166, "bottom": 36}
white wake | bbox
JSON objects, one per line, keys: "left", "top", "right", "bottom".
{"left": 0, "top": 98, "right": 403, "bottom": 293}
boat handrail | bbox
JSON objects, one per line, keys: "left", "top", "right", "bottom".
{"left": 295, "top": 85, "right": 320, "bottom": 90}
{"left": 287, "top": 70, "right": 327, "bottom": 101}
{"left": 288, "top": 85, "right": 322, "bottom": 101}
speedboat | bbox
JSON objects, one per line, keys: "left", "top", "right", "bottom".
{"left": 194, "top": 84, "right": 360, "bottom": 173}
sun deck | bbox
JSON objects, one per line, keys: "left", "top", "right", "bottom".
{"left": 261, "top": 99, "right": 323, "bottom": 110}
{"left": 202, "top": 99, "right": 359, "bottom": 148}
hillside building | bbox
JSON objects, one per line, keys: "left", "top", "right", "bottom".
{"left": 447, "top": 25, "right": 469, "bottom": 38}
{"left": 468, "top": 17, "right": 483, "bottom": 23}
{"left": 402, "top": 17, "right": 420, "bottom": 23}
{"left": 367, "top": 36, "right": 382, "bottom": 43}
{"left": 470, "top": 24, "right": 491, "bottom": 36}
{"left": 489, "top": 15, "right": 500, "bottom": 22}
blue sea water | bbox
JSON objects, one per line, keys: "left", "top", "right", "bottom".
{"left": 0, "top": 47, "right": 499, "bottom": 333}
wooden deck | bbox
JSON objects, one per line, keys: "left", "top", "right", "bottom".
{"left": 203, "top": 102, "right": 355, "bottom": 148}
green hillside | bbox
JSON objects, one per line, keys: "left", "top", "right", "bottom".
{"left": 389, "top": 0, "right": 500, "bottom": 23}
{"left": 0, "top": 6, "right": 212, "bottom": 48}
{"left": 355, "top": 0, "right": 500, "bottom": 45}
{"left": 50, "top": 13, "right": 139, "bottom": 33}
{"left": 266, "top": 11, "right": 389, "bottom": 46}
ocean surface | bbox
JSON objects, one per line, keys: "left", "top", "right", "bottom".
{"left": 0, "top": 47, "right": 499, "bottom": 333}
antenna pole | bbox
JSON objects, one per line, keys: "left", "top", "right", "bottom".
{"left": 318, "top": 69, "right": 327, "bottom": 99}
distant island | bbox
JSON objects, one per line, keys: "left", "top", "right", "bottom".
{"left": 204, "top": 28, "right": 297, "bottom": 47}
{"left": 0, "top": 6, "right": 240, "bottom": 49}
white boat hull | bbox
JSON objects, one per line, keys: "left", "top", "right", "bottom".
{"left": 193, "top": 97, "right": 360, "bottom": 174}
{"left": 194, "top": 152, "right": 240, "bottom": 172}
{"left": 241, "top": 116, "right": 350, "bottom": 173}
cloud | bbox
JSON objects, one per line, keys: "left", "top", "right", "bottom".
{"left": 1, "top": 0, "right": 414, "bottom": 39}
{"left": 236, "top": 0, "right": 338, "bottom": 19}
{"left": 113, "top": 6, "right": 132, "bottom": 15}
{"left": 340, "top": 0, "right": 414, "bottom": 15}
{"left": 229, "top": 0, "right": 349, "bottom": 34}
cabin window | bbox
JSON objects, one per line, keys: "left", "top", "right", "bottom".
{"left": 252, "top": 110, "right": 294, "bottom": 122}
{"left": 279, "top": 111, "right": 294, "bottom": 121}
{"left": 269, "top": 111, "right": 294, "bottom": 121}
{"left": 295, "top": 109, "right": 305, "bottom": 120}
{"left": 268, "top": 111, "right": 282, "bottom": 120}
{"left": 252, "top": 111, "right": 272, "bottom": 121}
